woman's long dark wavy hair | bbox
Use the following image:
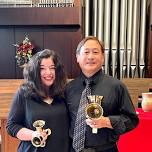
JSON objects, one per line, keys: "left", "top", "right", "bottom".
{"left": 22, "top": 49, "right": 67, "bottom": 98}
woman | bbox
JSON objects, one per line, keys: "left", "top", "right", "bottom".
{"left": 6, "top": 49, "right": 69, "bottom": 152}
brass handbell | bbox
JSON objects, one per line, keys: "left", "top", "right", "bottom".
{"left": 31, "top": 120, "right": 51, "bottom": 147}
{"left": 85, "top": 95, "right": 104, "bottom": 134}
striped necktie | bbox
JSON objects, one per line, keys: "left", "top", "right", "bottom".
{"left": 73, "top": 79, "right": 91, "bottom": 152}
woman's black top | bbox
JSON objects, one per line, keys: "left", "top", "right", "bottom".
{"left": 6, "top": 88, "right": 69, "bottom": 152}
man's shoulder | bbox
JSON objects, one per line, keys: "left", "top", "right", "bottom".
{"left": 66, "top": 77, "right": 80, "bottom": 86}
{"left": 65, "top": 77, "right": 81, "bottom": 90}
{"left": 102, "top": 74, "right": 124, "bottom": 86}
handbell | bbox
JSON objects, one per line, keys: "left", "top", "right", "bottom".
{"left": 31, "top": 120, "right": 51, "bottom": 147}
{"left": 85, "top": 102, "right": 103, "bottom": 119}
{"left": 86, "top": 95, "right": 104, "bottom": 134}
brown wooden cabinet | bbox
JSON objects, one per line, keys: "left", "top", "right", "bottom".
{"left": 1, "top": 118, "right": 19, "bottom": 152}
{"left": 0, "top": 79, "right": 23, "bottom": 152}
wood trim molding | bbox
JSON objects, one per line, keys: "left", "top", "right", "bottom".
{"left": 0, "top": 7, "right": 81, "bottom": 26}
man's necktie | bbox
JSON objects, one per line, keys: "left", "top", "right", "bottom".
{"left": 73, "top": 79, "right": 91, "bottom": 152}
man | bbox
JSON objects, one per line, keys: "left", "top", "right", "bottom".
{"left": 65, "top": 36, "right": 139, "bottom": 152}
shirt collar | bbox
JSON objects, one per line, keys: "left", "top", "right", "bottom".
{"left": 80, "top": 69, "right": 103, "bottom": 86}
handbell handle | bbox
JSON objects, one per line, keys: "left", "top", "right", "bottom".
{"left": 87, "top": 95, "right": 103, "bottom": 104}
{"left": 45, "top": 128, "right": 51, "bottom": 135}
{"left": 92, "top": 128, "right": 98, "bottom": 134}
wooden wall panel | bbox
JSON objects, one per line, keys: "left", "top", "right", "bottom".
{"left": 146, "top": 28, "right": 152, "bottom": 77}
{"left": 0, "top": 7, "right": 81, "bottom": 26}
{"left": 44, "top": 26, "right": 81, "bottom": 78}
{"left": 14, "top": 27, "right": 44, "bottom": 78}
{"left": 122, "top": 78, "right": 152, "bottom": 108}
{"left": 71, "top": 28, "right": 82, "bottom": 77}
{"left": 0, "top": 6, "right": 82, "bottom": 79}
{"left": 146, "top": 1, "right": 152, "bottom": 77}
{"left": 0, "top": 28, "right": 16, "bottom": 78}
